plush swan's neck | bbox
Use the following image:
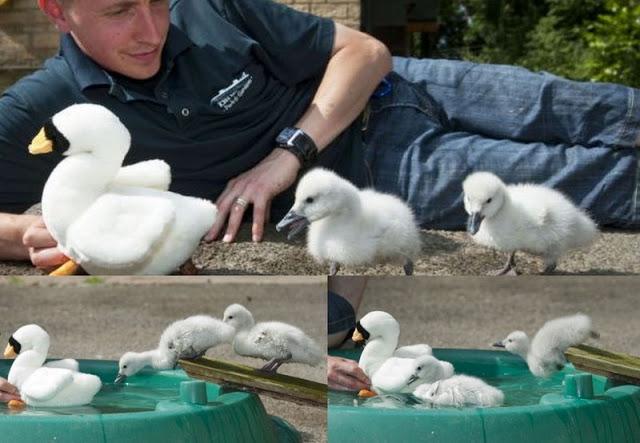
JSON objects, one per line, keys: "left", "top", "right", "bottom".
{"left": 8, "top": 349, "right": 47, "bottom": 388}
{"left": 359, "top": 333, "right": 399, "bottom": 377}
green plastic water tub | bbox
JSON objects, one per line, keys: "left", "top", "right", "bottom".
{"left": 0, "top": 359, "right": 300, "bottom": 443}
{"left": 328, "top": 349, "right": 640, "bottom": 443}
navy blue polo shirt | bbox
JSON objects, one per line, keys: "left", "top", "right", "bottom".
{"left": 0, "top": 0, "right": 367, "bottom": 216}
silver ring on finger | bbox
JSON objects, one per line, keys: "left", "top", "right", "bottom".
{"left": 234, "top": 197, "right": 249, "bottom": 209}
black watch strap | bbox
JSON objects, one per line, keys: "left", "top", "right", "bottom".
{"left": 275, "top": 127, "right": 318, "bottom": 169}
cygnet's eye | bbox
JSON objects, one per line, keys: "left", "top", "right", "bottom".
{"left": 123, "top": 364, "right": 128, "bottom": 369}
{"left": 305, "top": 196, "right": 314, "bottom": 204}
{"left": 417, "top": 366, "right": 422, "bottom": 371}
{"left": 486, "top": 197, "right": 492, "bottom": 204}
{"left": 228, "top": 315, "right": 234, "bottom": 320}
{"left": 507, "top": 339, "right": 512, "bottom": 343}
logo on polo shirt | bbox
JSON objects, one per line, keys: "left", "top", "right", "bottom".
{"left": 210, "top": 72, "right": 253, "bottom": 111}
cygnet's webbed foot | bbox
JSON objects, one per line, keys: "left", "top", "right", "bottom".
{"left": 403, "top": 260, "right": 414, "bottom": 276}
{"left": 179, "top": 258, "right": 199, "bottom": 275}
{"left": 329, "top": 262, "right": 340, "bottom": 276}
{"left": 258, "top": 354, "right": 292, "bottom": 374}
{"left": 490, "top": 252, "right": 518, "bottom": 276}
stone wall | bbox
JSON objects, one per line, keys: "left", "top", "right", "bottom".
{"left": 0, "top": 0, "right": 361, "bottom": 70}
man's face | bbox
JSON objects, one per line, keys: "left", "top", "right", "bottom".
{"left": 57, "top": 0, "right": 170, "bottom": 79}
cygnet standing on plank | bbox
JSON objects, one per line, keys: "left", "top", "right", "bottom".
{"left": 493, "top": 313, "right": 599, "bottom": 377}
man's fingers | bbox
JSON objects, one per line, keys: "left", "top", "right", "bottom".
{"left": 0, "top": 379, "right": 18, "bottom": 395}
{"left": 30, "top": 247, "right": 68, "bottom": 269}
{"left": 350, "top": 367, "right": 371, "bottom": 385}
{"left": 330, "top": 372, "right": 370, "bottom": 391}
{"left": 0, "top": 392, "right": 21, "bottom": 403}
{"left": 22, "top": 225, "right": 57, "bottom": 249}
{"left": 222, "top": 199, "right": 248, "bottom": 243}
{"left": 251, "top": 199, "right": 268, "bottom": 242}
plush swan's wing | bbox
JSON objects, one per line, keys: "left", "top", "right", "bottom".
{"left": 44, "top": 359, "right": 79, "bottom": 372}
{"left": 372, "top": 358, "right": 415, "bottom": 393}
{"left": 112, "top": 160, "right": 171, "bottom": 191}
{"left": 66, "top": 193, "right": 175, "bottom": 267}
{"left": 22, "top": 368, "right": 74, "bottom": 401}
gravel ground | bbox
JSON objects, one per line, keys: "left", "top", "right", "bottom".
{"left": 0, "top": 276, "right": 327, "bottom": 443}
{"left": 1, "top": 223, "right": 638, "bottom": 276}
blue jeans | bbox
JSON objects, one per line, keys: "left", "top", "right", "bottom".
{"left": 364, "top": 58, "right": 640, "bottom": 229}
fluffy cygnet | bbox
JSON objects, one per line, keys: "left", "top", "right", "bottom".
{"left": 5, "top": 324, "right": 101, "bottom": 407}
{"left": 493, "top": 313, "right": 599, "bottom": 377}
{"left": 462, "top": 172, "right": 598, "bottom": 275}
{"left": 352, "top": 311, "right": 432, "bottom": 378}
{"left": 116, "top": 315, "right": 235, "bottom": 383}
{"left": 276, "top": 168, "right": 421, "bottom": 275}
{"left": 223, "top": 304, "right": 322, "bottom": 374}
{"left": 413, "top": 375, "right": 504, "bottom": 408}
{"left": 372, "top": 354, "right": 454, "bottom": 394}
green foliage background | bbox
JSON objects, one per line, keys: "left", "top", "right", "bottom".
{"left": 435, "top": 0, "right": 640, "bottom": 87}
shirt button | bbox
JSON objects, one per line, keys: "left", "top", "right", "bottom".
{"left": 181, "top": 107, "right": 190, "bottom": 117}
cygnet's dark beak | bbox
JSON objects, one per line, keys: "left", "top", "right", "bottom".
{"left": 466, "top": 212, "right": 484, "bottom": 235}
{"left": 114, "top": 373, "right": 127, "bottom": 384}
{"left": 276, "top": 209, "right": 310, "bottom": 240}
{"left": 408, "top": 374, "right": 419, "bottom": 384}
{"left": 492, "top": 341, "right": 505, "bottom": 348}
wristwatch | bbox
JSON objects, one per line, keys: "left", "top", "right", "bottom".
{"left": 275, "top": 127, "right": 318, "bottom": 169}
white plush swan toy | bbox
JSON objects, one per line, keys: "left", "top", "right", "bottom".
{"left": 462, "top": 172, "right": 598, "bottom": 275}
{"left": 276, "top": 168, "right": 421, "bottom": 275}
{"left": 116, "top": 315, "right": 235, "bottom": 383}
{"left": 28, "top": 103, "right": 217, "bottom": 275}
{"left": 352, "top": 311, "right": 432, "bottom": 378}
{"left": 4, "top": 324, "right": 101, "bottom": 408}
{"left": 223, "top": 304, "right": 323, "bottom": 374}
{"left": 352, "top": 311, "right": 437, "bottom": 397}
{"left": 493, "top": 313, "right": 599, "bottom": 377}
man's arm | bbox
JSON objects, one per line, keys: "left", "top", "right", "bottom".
{"left": 0, "top": 214, "right": 67, "bottom": 267}
{"left": 207, "top": 23, "right": 392, "bottom": 243}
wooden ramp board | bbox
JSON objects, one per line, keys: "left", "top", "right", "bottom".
{"left": 179, "top": 357, "right": 327, "bottom": 408}
{"left": 566, "top": 344, "right": 640, "bottom": 386}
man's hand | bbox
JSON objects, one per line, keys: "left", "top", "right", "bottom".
{"left": 206, "top": 148, "right": 301, "bottom": 243}
{"left": 22, "top": 217, "right": 68, "bottom": 268}
{"left": 0, "top": 378, "right": 20, "bottom": 403}
{"left": 328, "top": 356, "right": 371, "bottom": 391}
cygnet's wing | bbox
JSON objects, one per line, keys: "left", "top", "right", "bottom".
{"left": 394, "top": 344, "right": 432, "bottom": 358}
{"left": 44, "top": 359, "right": 79, "bottom": 372}
{"left": 372, "top": 357, "right": 415, "bottom": 393}
{"left": 66, "top": 193, "right": 175, "bottom": 268}
{"left": 112, "top": 160, "right": 171, "bottom": 191}
{"left": 531, "top": 314, "right": 595, "bottom": 358}
{"left": 21, "top": 367, "right": 74, "bottom": 401}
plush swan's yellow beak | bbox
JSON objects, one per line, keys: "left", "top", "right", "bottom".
{"left": 4, "top": 343, "right": 17, "bottom": 358}
{"left": 28, "top": 127, "right": 53, "bottom": 155}
{"left": 352, "top": 329, "right": 364, "bottom": 344}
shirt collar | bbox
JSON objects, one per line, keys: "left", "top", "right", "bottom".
{"left": 60, "top": 24, "right": 194, "bottom": 93}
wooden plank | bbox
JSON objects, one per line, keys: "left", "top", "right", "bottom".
{"left": 179, "top": 357, "right": 327, "bottom": 408}
{"left": 566, "top": 344, "right": 640, "bottom": 386}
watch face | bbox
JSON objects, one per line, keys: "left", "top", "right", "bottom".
{"left": 276, "top": 128, "right": 298, "bottom": 145}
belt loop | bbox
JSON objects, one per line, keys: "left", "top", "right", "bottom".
{"left": 361, "top": 102, "right": 371, "bottom": 132}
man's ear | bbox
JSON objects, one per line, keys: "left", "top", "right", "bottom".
{"left": 38, "top": 0, "right": 71, "bottom": 33}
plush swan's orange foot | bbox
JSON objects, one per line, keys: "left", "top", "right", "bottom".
{"left": 49, "top": 260, "right": 80, "bottom": 276}
{"left": 357, "top": 389, "right": 377, "bottom": 398}
{"left": 8, "top": 400, "right": 26, "bottom": 410}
